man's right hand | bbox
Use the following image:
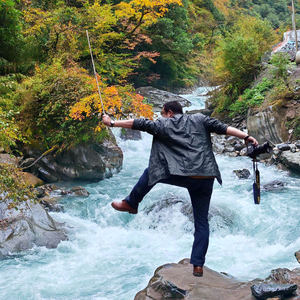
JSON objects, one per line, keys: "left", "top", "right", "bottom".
{"left": 102, "top": 115, "right": 111, "bottom": 126}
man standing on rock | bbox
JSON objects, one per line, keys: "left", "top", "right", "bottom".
{"left": 102, "top": 101, "right": 258, "bottom": 277}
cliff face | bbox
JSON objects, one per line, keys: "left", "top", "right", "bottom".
{"left": 247, "top": 103, "right": 289, "bottom": 146}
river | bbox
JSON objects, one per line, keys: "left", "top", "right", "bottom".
{"left": 0, "top": 88, "right": 300, "bottom": 300}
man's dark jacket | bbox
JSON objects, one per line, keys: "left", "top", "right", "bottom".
{"left": 132, "top": 113, "right": 228, "bottom": 186}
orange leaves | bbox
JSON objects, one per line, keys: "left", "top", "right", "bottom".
{"left": 129, "top": 93, "right": 154, "bottom": 120}
{"left": 69, "top": 75, "right": 154, "bottom": 125}
{"left": 134, "top": 51, "right": 160, "bottom": 64}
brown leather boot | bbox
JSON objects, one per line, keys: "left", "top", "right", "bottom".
{"left": 111, "top": 200, "right": 138, "bottom": 214}
{"left": 193, "top": 265, "right": 203, "bottom": 277}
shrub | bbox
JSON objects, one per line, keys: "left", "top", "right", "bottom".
{"left": 269, "top": 52, "right": 294, "bottom": 87}
{"left": 229, "top": 78, "right": 274, "bottom": 116}
{"left": 18, "top": 60, "right": 153, "bottom": 150}
{"left": 0, "top": 163, "right": 35, "bottom": 207}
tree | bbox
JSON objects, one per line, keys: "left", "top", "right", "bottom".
{"left": 17, "top": 60, "right": 153, "bottom": 150}
{"left": 82, "top": 0, "right": 184, "bottom": 84}
{"left": 215, "top": 15, "right": 277, "bottom": 96}
{"left": 0, "top": 163, "right": 35, "bottom": 206}
{"left": 0, "top": 0, "right": 23, "bottom": 73}
{"left": 131, "top": 0, "right": 196, "bottom": 87}
{"left": 23, "top": 5, "right": 81, "bottom": 61}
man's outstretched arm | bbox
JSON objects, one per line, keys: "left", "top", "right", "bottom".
{"left": 226, "top": 126, "right": 258, "bottom": 146}
{"left": 102, "top": 115, "right": 134, "bottom": 129}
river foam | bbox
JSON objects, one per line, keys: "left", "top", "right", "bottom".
{"left": 0, "top": 89, "right": 299, "bottom": 300}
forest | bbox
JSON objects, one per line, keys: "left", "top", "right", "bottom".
{"left": 1, "top": 0, "right": 300, "bottom": 197}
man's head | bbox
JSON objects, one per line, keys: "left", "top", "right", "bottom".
{"left": 161, "top": 101, "right": 183, "bottom": 118}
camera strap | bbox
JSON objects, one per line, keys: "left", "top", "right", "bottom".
{"left": 252, "top": 159, "right": 260, "bottom": 204}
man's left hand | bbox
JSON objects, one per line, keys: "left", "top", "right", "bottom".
{"left": 246, "top": 136, "right": 258, "bottom": 146}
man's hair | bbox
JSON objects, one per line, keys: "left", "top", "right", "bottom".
{"left": 163, "top": 101, "right": 183, "bottom": 114}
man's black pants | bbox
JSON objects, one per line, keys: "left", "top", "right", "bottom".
{"left": 125, "top": 168, "right": 214, "bottom": 267}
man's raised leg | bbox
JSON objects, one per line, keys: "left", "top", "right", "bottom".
{"left": 111, "top": 168, "right": 154, "bottom": 214}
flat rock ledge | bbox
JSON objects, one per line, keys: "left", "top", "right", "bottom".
{"left": 135, "top": 259, "right": 300, "bottom": 300}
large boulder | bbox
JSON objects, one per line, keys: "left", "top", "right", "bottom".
{"left": 21, "top": 172, "right": 44, "bottom": 187}
{"left": 120, "top": 128, "right": 142, "bottom": 141}
{"left": 0, "top": 153, "right": 19, "bottom": 166}
{"left": 20, "top": 134, "right": 123, "bottom": 183}
{"left": 251, "top": 284, "right": 297, "bottom": 299}
{"left": 275, "top": 151, "right": 300, "bottom": 173}
{"left": 247, "top": 104, "right": 289, "bottom": 146}
{"left": 136, "top": 86, "right": 191, "bottom": 112}
{"left": 134, "top": 259, "right": 260, "bottom": 300}
{"left": 0, "top": 199, "right": 67, "bottom": 257}
{"left": 135, "top": 260, "right": 300, "bottom": 300}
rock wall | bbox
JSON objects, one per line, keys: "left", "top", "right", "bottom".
{"left": 20, "top": 133, "right": 123, "bottom": 183}
{"left": 247, "top": 103, "right": 289, "bottom": 145}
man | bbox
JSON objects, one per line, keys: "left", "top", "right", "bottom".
{"left": 102, "top": 101, "right": 258, "bottom": 277}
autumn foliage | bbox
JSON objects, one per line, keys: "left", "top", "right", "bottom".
{"left": 0, "top": 0, "right": 290, "bottom": 151}
{"left": 69, "top": 76, "right": 154, "bottom": 133}
{"left": 16, "top": 60, "right": 153, "bottom": 149}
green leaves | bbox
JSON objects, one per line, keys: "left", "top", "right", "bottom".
{"left": 229, "top": 78, "right": 274, "bottom": 116}
{"left": 0, "top": 0, "right": 24, "bottom": 73}
{"left": 269, "top": 52, "right": 293, "bottom": 84}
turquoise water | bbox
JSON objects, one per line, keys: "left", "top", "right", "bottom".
{"left": 0, "top": 87, "right": 300, "bottom": 300}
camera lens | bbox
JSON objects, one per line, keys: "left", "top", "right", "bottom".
{"left": 247, "top": 141, "right": 273, "bottom": 158}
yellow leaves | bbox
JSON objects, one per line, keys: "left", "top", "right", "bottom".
{"left": 86, "top": 2, "right": 117, "bottom": 39}
{"left": 115, "top": 0, "right": 183, "bottom": 27}
{"left": 23, "top": 8, "right": 51, "bottom": 36}
{"left": 214, "top": 0, "right": 230, "bottom": 16}
{"left": 23, "top": 5, "right": 81, "bottom": 58}
{"left": 0, "top": 108, "right": 23, "bottom": 153}
{"left": 69, "top": 94, "right": 96, "bottom": 121}
{"left": 95, "top": 123, "right": 106, "bottom": 132}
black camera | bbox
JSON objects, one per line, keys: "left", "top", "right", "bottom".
{"left": 246, "top": 141, "right": 273, "bottom": 205}
{"left": 246, "top": 141, "right": 273, "bottom": 159}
